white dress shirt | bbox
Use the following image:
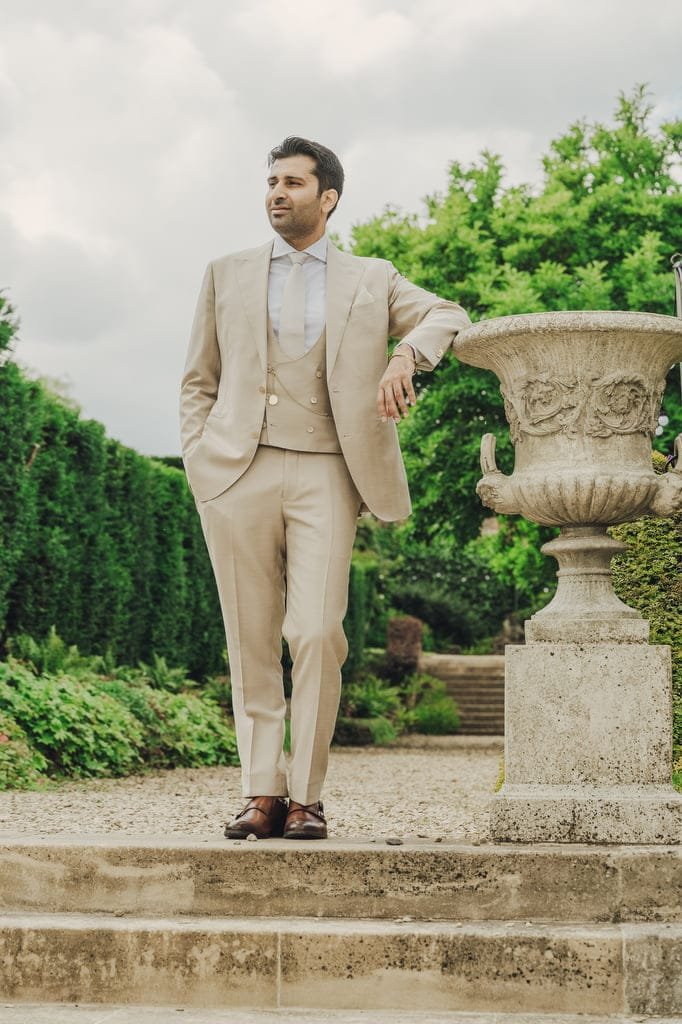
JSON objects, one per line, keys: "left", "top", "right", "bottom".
{"left": 268, "top": 233, "right": 419, "bottom": 363}
{"left": 268, "top": 234, "right": 327, "bottom": 354}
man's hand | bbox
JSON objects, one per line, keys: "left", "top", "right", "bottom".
{"left": 377, "top": 346, "right": 417, "bottom": 423}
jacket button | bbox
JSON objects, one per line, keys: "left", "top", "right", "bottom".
{"left": 306, "top": 426, "right": 314, "bottom": 433}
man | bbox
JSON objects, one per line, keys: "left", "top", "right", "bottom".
{"left": 179, "top": 137, "right": 470, "bottom": 840}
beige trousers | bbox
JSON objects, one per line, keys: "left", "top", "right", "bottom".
{"left": 196, "top": 445, "right": 361, "bottom": 804}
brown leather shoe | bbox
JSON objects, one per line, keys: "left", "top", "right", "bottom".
{"left": 283, "top": 800, "right": 328, "bottom": 840}
{"left": 224, "top": 796, "right": 288, "bottom": 839}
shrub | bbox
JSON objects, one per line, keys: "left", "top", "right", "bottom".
{"left": 384, "top": 615, "right": 423, "bottom": 683}
{"left": 142, "top": 690, "right": 237, "bottom": 768}
{"left": 198, "top": 674, "right": 233, "bottom": 714}
{"left": 0, "top": 710, "right": 48, "bottom": 790}
{"left": 409, "top": 696, "right": 461, "bottom": 735}
{"left": 333, "top": 715, "right": 398, "bottom": 746}
{"left": 400, "top": 675, "right": 461, "bottom": 735}
{"left": 0, "top": 661, "right": 143, "bottom": 778}
{"left": 337, "top": 670, "right": 461, "bottom": 743}
{"left": 73, "top": 675, "right": 238, "bottom": 770}
{"left": 7, "top": 627, "right": 87, "bottom": 677}
{"left": 136, "top": 653, "right": 195, "bottom": 693}
{"left": 341, "top": 674, "right": 402, "bottom": 719}
{"left": 0, "top": 638, "right": 240, "bottom": 786}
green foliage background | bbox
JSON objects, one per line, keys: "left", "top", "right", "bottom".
{"left": 349, "top": 87, "right": 681, "bottom": 638}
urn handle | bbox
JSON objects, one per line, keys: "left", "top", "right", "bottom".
{"left": 646, "top": 433, "right": 682, "bottom": 518}
{"left": 480, "top": 432, "right": 499, "bottom": 475}
{"left": 476, "top": 433, "right": 521, "bottom": 515}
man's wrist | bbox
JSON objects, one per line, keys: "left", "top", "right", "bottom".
{"left": 390, "top": 345, "right": 416, "bottom": 368}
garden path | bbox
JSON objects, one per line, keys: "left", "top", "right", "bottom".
{"left": 0, "top": 739, "right": 501, "bottom": 842}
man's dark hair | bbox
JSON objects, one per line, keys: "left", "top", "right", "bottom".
{"left": 268, "top": 136, "right": 344, "bottom": 219}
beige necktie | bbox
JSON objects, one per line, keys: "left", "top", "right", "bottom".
{"left": 278, "top": 252, "right": 308, "bottom": 357}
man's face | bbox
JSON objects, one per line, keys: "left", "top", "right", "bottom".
{"left": 265, "top": 154, "right": 337, "bottom": 244}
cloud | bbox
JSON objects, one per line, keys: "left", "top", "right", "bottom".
{"left": 1, "top": 0, "right": 680, "bottom": 458}
{"left": 0, "top": 221, "right": 140, "bottom": 346}
{"left": 233, "top": 0, "right": 412, "bottom": 75}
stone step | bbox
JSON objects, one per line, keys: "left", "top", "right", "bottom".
{"left": 447, "top": 679, "right": 505, "bottom": 690}
{"left": 0, "top": 1007, "right": 679, "bottom": 1024}
{"left": 420, "top": 654, "right": 505, "bottom": 680}
{"left": 448, "top": 700, "right": 501, "bottom": 708}
{"left": 1, "top": 912, "right": 680, "bottom": 1015}
{"left": 448, "top": 692, "right": 504, "bottom": 702}
{"left": 457, "top": 722, "right": 504, "bottom": 730}
{"left": 456, "top": 707, "right": 505, "bottom": 717}
{"left": 458, "top": 726, "right": 504, "bottom": 734}
{"left": 448, "top": 690, "right": 505, "bottom": 700}
{"left": 454, "top": 716, "right": 504, "bottom": 726}
{"left": 459, "top": 725, "right": 504, "bottom": 735}
{"left": 1, "top": 835, "right": 680, "bottom": 924}
{"left": 457, "top": 714, "right": 504, "bottom": 723}
{"left": 454, "top": 700, "right": 505, "bottom": 709}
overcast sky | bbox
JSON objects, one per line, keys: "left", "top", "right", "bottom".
{"left": 2, "top": 0, "right": 680, "bottom": 457}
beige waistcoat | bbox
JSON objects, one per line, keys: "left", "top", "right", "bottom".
{"left": 259, "top": 321, "right": 342, "bottom": 453}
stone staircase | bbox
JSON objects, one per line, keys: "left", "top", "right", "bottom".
{"left": 420, "top": 653, "right": 505, "bottom": 735}
{"left": 0, "top": 833, "right": 680, "bottom": 1019}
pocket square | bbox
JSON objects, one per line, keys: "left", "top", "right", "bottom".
{"left": 352, "top": 287, "right": 375, "bottom": 309}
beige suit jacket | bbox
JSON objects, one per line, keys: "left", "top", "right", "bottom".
{"left": 179, "top": 240, "right": 470, "bottom": 521}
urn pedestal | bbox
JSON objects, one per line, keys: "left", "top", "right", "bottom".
{"left": 453, "top": 311, "right": 682, "bottom": 843}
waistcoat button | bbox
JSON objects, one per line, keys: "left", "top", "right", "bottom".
{"left": 306, "top": 426, "right": 314, "bottom": 433}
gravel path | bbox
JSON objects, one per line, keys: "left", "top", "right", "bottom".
{"left": 0, "top": 741, "right": 502, "bottom": 842}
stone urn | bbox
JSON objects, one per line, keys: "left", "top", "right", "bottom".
{"left": 453, "top": 311, "right": 682, "bottom": 843}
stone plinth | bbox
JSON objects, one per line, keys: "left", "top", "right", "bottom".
{"left": 492, "top": 642, "right": 682, "bottom": 844}
{"left": 452, "top": 311, "right": 682, "bottom": 845}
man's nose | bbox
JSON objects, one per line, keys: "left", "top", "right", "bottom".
{"left": 270, "top": 182, "right": 288, "bottom": 204}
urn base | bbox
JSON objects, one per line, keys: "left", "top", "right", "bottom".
{"left": 527, "top": 526, "right": 649, "bottom": 643}
{"left": 493, "top": 641, "right": 681, "bottom": 844}
{"left": 491, "top": 784, "right": 682, "bottom": 844}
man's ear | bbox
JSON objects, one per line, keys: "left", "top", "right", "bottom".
{"left": 322, "top": 189, "right": 339, "bottom": 216}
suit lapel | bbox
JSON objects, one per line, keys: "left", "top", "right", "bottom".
{"left": 326, "top": 243, "right": 365, "bottom": 376}
{"left": 235, "top": 241, "right": 273, "bottom": 373}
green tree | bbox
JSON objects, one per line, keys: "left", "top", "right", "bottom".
{"left": 352, "top": 87, "right": 682, "bottom": 550}
{"left": 351, "top": 87, "right": 682, "bottom": 628}
{"left": 0, "top": 294, "right": 17, "bottom": 359}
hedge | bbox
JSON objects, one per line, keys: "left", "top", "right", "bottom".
{"left": 0, "top": 358, "right": 224, "bottom": 676}
{"left": 611, "top": 469, "right": 682, "bottom": 757}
